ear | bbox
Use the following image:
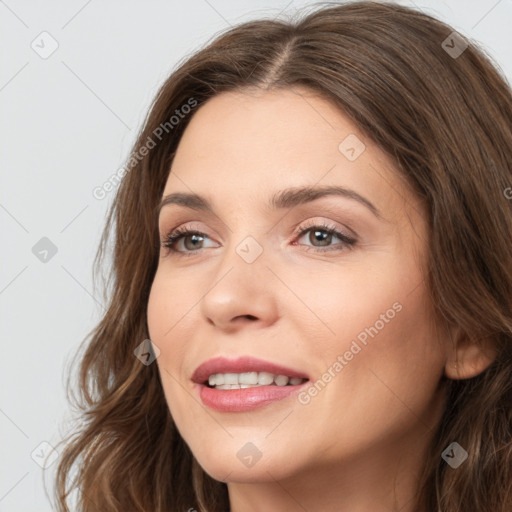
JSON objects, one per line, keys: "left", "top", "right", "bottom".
{"left": 444, "top": 327, "right": 497, "bottom": 380}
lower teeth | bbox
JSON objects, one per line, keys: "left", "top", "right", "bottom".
{"left": 210, "top": 382, "right": 300, "bottom": 390}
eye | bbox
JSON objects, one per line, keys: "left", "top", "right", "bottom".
{"left": 161, "top": 225, "right": 217, "bottom": 256}
{"left": 293, "top": 221, "right": 357, "bottom": 253}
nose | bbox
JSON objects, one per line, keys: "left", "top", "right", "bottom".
{"left": 199, "top": 238, "right": 279, "bottom": 332}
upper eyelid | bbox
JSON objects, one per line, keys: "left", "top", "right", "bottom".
{"left": 160, "top": 217, "right": 353, "bottom": 236}
{"left": 158, "top": 216, "right": 227, "bottom": 237}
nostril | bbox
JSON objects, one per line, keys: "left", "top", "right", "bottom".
{"left": 234, "top": 314, "right": 258, "bottom": 321}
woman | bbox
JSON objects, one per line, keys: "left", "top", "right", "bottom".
{"left": 54, "top": 1, "right": 512, "bottom": 511}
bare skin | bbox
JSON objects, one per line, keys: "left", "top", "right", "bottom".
{"left": 147, "top": 87, "right": 495, "bottom": 512}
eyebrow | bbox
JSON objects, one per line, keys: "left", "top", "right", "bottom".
{"left": 158, "top": 185, "right": 382, "bottom": 220}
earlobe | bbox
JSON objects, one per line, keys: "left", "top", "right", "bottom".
{"left": 444, "top": 330, "right": 497, "bottom": 380}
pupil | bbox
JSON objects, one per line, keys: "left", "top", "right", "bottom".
{"left": 185, "top": 234, "right": 203, "bottom": 250}
{"left": 312, "top": 230, "right": 330, "bottom": 246}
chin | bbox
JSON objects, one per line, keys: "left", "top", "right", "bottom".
{"left": 192, "top": 445, "right": 299, "bottom": 483}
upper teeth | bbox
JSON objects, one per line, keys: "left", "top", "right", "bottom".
{"left": 208, "top": 372, "right": 305, "bottom": 388}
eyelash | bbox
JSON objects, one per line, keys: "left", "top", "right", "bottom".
{"left": 160, "top": 221, "right": 357, "bottom": 257}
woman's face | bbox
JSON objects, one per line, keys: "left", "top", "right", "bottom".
{"left": 147, "top": 87, "right": 447, "bottom": 495}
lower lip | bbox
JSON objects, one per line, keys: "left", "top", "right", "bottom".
{"left": 196, "top": 382, "right": 309, "bottom": 412}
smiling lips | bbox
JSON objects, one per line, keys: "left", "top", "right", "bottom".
{"left": 191, "top": 356, "right": 311, "bottom": 412}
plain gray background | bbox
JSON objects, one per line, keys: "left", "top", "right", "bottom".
{"left": 1, "top": 0, "right": 511, "bottom": 510}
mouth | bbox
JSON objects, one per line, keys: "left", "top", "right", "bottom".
{"left": 192, "top": 356, "right": 310, "bottom": 412}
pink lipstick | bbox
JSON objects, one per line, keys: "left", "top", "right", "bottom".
{"left": 191, "top": 356, "right": 310, "bottom": 412}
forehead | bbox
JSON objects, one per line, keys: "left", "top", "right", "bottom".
{"left": 163, "top": 87, "right": 421, "bottom": 226}
{"left": 174, "top": 87, "right": 367, "bottom": 167}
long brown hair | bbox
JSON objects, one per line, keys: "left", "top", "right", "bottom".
{"left": 53, "top": 1, "right": 512, "bottom": 510}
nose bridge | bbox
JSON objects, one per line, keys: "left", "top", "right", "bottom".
{"left": 213, "top": 229, "right": 269, "bottom": 297}
{"left": 199, "top": 226, "right": 278, "bottom": 329}
{"left": 217, "top": 205, "right": 270, "bottom": 270}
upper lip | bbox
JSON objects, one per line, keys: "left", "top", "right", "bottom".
{"left": 191, "top": 356, "right": 310, "bottom": 384}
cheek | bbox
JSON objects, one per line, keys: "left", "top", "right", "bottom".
{"left": 147, "top": 268, "right": 194, "bottom": 341}
{"left": 278, "top": 260, "right": 406, "bottom": 350}
{"left": 334, "top": 285, "right": 444, "bottom": 424}
{"left": 147, "top": 279, "right": 169, "bottom": 342}
{"left": 146, "top": 274, "right": 191, "bottom": 383}
{"left": 298, "top": 257, "right": 443, "bottom": 399}
{"left": 147, "top": 277, "right": 194, "bottom": 429}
